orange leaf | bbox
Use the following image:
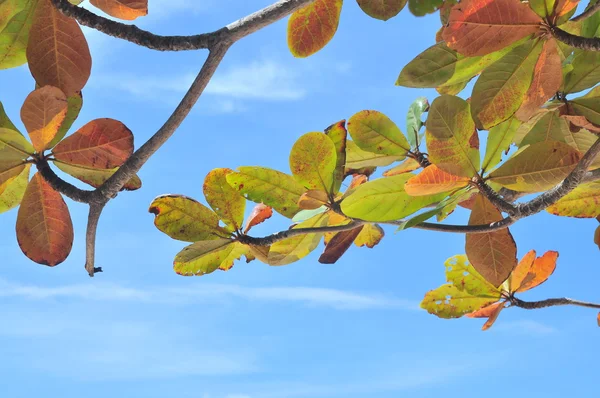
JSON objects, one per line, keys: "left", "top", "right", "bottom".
{"left": 16, "top": 172, "right": 73, "bottom": 266}
{"left": 20, "top": 86, "right": 68, "bottom": 152}
{"left": 554, "top": 0, "right": 579, "bottom": 18}
{"left": 243, "top": 203, "right": 273, "bottom": 234}
{"left": 510, "top": 250, "right": 558, "bottom": 293}
{"left": 443, "top": 0, "right": 542, "bottom": 56}
{"left": 405, "top": 165, "right": 470, "bottom": 196}
{"left": 595, "top": 225, "right": 600, "bottom": 250}
{"left": 26, "top": 0, "right": 92, "bottom": 96}
{"left": 319, "top": 226, "right": 364, "bottom": 264}
{"left": 287, "top": 0, "right": 343, "bottom": 58}
{"left": 298, "top": 189, "right": 329, "bottom": 210}
{"left": 597, "top": 312, "right": 600, "bottom": 327}
{"left": 465, "top": 194, "right": 518, "bottom": 287}
{"left": 515, "top": 39, "right": 562, "bottom": 122}
{"left": 348, "top": 174, "right": 368, "bottom": 189}
{"left": 466, "top": 300, "right": 505, "bottom": 330}
{"left": 90, "top": 0, "right": 148, "bottom": 20}
{"left": 561, "top": 115, "right": 600, "bottom": 134}
{"left": 52, "top": 118, "right": 134, "bottom": 169}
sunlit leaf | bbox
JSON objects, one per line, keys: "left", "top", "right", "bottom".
{"left": 287, "top": 0, "right": 343, "bottom": 58}
{"left": 406, "top": 97, "right": 428, "bottom": 149}
{"left": 562, "top": 50, "right": 600, "bottom": 94}
{"left": 571, "top": 90, "right": 600, "bottom": 125}
{"left": 16, "top": 172, "right": 73, "bottom": 266}
{"left": 0, "top": 127, "right": 34, "bottom": 159}
{"left": 203, "top": 168, "right": 245, "bottom": 231}
{"left": 408, "top": 0, "right": 443, "bottom": 16}
{"left": 49, "top": 91, "right": 82, "bottom": 148}
{"left": 345, "top": 140, "right": 403, "bottom": 171}
{"left": 405, "top": 165, "right": 470, "bottom": 196}
{"left": 298, "top": 189, "right": 329, "bottom": 210}
{"left": 20, "top": 86, "right": 67, "bottom": 152}
{"left": 518, "top": 110, "right": 571, "bottom": 147}
{"left": 443, "top": 0, "right": 542, "bottom": 56}
{"left": 26, "top": 0, "right": 92, "bottom": 96}
{"left": 290, "top": 132, "right": 337, "bottom": 193}
{"left": 357, "top": 0, "right": 406, "bottom": 20}
{"left": 52, "top": 118, "right": 134, "bottom": 168}
{"left": 426, "top": 95, "right": 480, "bottom": 177}
{"left": 471, "top": 40, "right": 542, "bottom": 129}
{"left": 173, "top": 238, "right": 237, "bottom": 276}
{"left": 466, "top": 195, "right": 518, "bottom": 287}
{"left": 0, "top": 101, "right": 19, "bottom": 131}
{"left": 482, "top": 118, "right": 519, "bottom": 172}
{"left": 488, "top": 141, "right": 581, "bottom": 192}
{"left": 226, "top": 166, "right": 305, "bottom": 219}
{"left": 546, "top": 181, "right": 600, "bottom": 217}
{"left": 325, "top": 120, "right": 347, "bottom": 193}
{"left": 354, "top": 223, "right": 385, "bottom": 248}
{"left": 0, "top": 163, "right": 30, "bottom": 214}
{"left": 466, "top": 301, "right": 505, "bottom": 330}
{"left": 319, "top": 225, "right": 364, "bottom": 264}
{"left": 268, "top": 212, "right": 329, "bottom": 266}
{"left": 243, "top": 203, "right": 273, "bottom": 234}
{"left": 149, "top": 195, "right": 230, "bottom": 242}
{"left": 383, "top": 158, "right": 420, "bottom": 176}
{"left": 348, "top": 110, "right": 410, "bottom": 157}
{"left": 0, "top": 0, "right": 38, "bottom": 69}
{"left": 510, "top": 250, "right": 558, "bottom": 292}
{"left": 341, "top": 174, "right": 446, "bottom": 222}
{"left": 595, "top": 225, "right": 600, "bottom": 250}
{"left": 90, "top": 0, "right": 148, "bottom": 20}
{"left": 53, "top": 160, "right": 141, "bottom": 190}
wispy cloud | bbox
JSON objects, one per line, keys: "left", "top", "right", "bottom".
{"left": 494, "top": 320, "right": 557, "bottom": 335}
{"left": 0, "top": 278, "right": 417, "bottom": 311}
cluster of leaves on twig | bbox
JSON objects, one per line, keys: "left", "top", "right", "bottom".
{"left": 2, "top": 0, "right": 600, "bottom": 328}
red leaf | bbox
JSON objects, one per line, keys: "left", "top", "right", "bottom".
{"left": 443, "top": 0, "right": 542, "bottom": 56}
{"left": 90, "top": 0, "right": 148, "bottom": 20}
{"left": 52, "top": 118, "right": 134, "bottom": 169}
{"left": 20, "top": 86, "right": 68, "bottom": 152}
{"left": 510, "top": 250, "right": 558, "bottom": 293}
{"left": 243, "top": 203, "right": 273, "bottom": 234}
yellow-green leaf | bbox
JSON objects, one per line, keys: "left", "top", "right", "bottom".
{"left": 357, "top": 0, "right": 406, "bottom": 20}
{"left": 0, "top": 163, "right": 30, "bottom": 214}
{"left": 174, "top": 238, "right": 237, "bottom": 276}
{"left": 547, "top": 181, "right": 600, "bottom": 218}
{"left": 345, "top": 140, "right": 403, "bottom": 171}
{"left": 53, "top": 160, "right": 141, "bottom": 191}
{"left": 482, "top": 118, "right": 519, "bottom": 172}
{"left": 325, "top": 120, "right": 347, "bottom": 193}
{"left": 287, "top": 0, "right": 343, "bottom": 58}
{"left": 353, "top": 223, "right": 385, "bottom": 248}
{"left": 347, "top": 110, "right": 409, "bottom": 157}
{"left": 203, "top": 168, "right": 246, "bottom": 231}
{"left": 289, "top": 132, "right": 337, "bottom": 193}
{"left": 421, "top": 284, "right": 500, "bottom": 319}
{"left": 489, "top": 141, "right": 582, "bottom": 192}
{"left": 0, "top": 127, "right": 34, "bottom": 159}
{"left": 562, "top": 49, "right": 600, "bottom": 94}
{"left": 0, "top": 0, "right": 38, "bottom": 69}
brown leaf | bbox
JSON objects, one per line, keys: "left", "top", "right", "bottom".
{"left": 52, "top": 118, "right": 134, "bottom": 168}
{"left": 466, "top": 300, "right": 505, "bottom": 330}
{"left": 243, "top": 203, "right": 273, "bottom": 234}
{"left": 465, "top": 194, "right": 518, "bottom": 287}
{"left": 26, "top": 0, "right": 92, "bottom": 96}
{"left": 595, "top": 225, "right": 600, "bottom": 250}
{"left": 16, "top": 172, "right": 73, "bottom": 266}
{"left": 515, "top": 39, "right": 562, "bottom": 122}
{"left": 561, "top": 115, "right": 600, "bottom": 134}
{"left": 90, "top": 0, "right": 148, "bottom": 20}
{"left": 319, "top": 226, "right": 364, "bottom": 264}
{"left": 443, "top": 0, "right": 542, "bottom": 56}
{"left": 20, "top": 86, "right": 68, "bottom": 152}
{"left": 298, "top": 189, "right": 329, "bottom": 210}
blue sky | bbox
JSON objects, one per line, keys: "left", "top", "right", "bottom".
{"left": 0, "top": 1, "right": 599, "bottom": 397}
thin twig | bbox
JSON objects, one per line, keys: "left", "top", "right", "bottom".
{"left": 51, "top": 0, "right": 314, "bottom": 51}
{"left": 512, "top": 296, "right": 600, "bottom": 310}
{"left": 85, "top": 202, "right": 106, "bottom": 277}
{"left": 572, "top": 0, "right": 600, "bottom": 22}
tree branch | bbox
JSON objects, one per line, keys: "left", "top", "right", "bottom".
{"left": 51, "top": 0, "right": 314, "bottom": 51}
{"left": 550, "top": 26, "right": 600, "bottom": 51}
{"left": 572, "top": 0, "right": 600, "bottom": 22}
{"left": 512, "top": 296, "right": 600, "bottom": 310}
{"left": 475, "top": 180, "right": 518, "bottom": 214}
{"left": 35, "top": 158, "right": 94, "bottom": 203}
{"left": 85, "top": 202, "right": 106, "bottom": 277}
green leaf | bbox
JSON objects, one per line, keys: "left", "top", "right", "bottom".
{"left": 291, "top": 205, "right": 328, "bottom": 223}
{"left": 471, "top": 40, "right": 542, "bottom": 129}
{"left": 571, "top": 92, "right": 600, "bottom": 125}
{"left": 357, "top": 0, "right": 407, "bottom": 20}
{"left": 582, "top": 0, "right": 600, "bottom": 38}
{"left": 203, "top": 168, "right": 246, "bottom": 231}
{"left": 566, "top": 128, "right": 600, "bottom": 170}
{"left": 0, "top": 162, "right": 29, "bottom": 214}
{"left": 53, "top": 160, "right": 141, "bottom": 191}
{"left": 345, "top": 140, "right": 402, "bottom": 171}
{"left": 518, "top": 110, "right": 570, "bottom": 147}
{"left": 0, "top": 101, "right": 19, "bottom": 131}
{"left": 341, "top": 174, "right": 446, "bottom": 222}
{"left": 488, "top": 141, "right": 582, "bottom": 192}
{"left": 173, "top": 238, "right": 238, "bottom": 276}
{"left": 562, "top": 50, "right": 600, "bottom": 94}
{"left": 0, "top": 0, "right": 37, "bottom": 69}
{"left": 149, "top": 195, "right": 230, "bottom": 242}
{"left": 226, "top": 166, "right": 306, "bottom": 218}
{"left": 289, "top": 132, "right": 337, "bottom": 193}
{"left": 547, "top": 181, "right": 600, "bottom": 218}
{"left": 48, "top": 91, "right": 82, "bottom": 148}
{"left": 397, "top": 42, "right": 512, "bottom": 88}
{"left": 325, "top": 120, "right": 347, "bottom": 194}
{"left": 396, "top": 187, "right": 473, "bottom": 230}
{"left": 347, "top": 110, "right": 409, "bottom": 157}
{"left": 0, "top": 127, "right": 34, "bottom": 159}
{"left": 408, "top": 0, "right": 442, "bottom": 16}
{"left": 482, "top": 118, "right": 519, "bottom": 172}
{"left": 425, "top": 95, "right": 480, "bottom": 177}
{"left": 268, "top": 212, "right": 329, "bottom": 266}
{"left": 406, "top": 97, "right": 428, "bottom": 149}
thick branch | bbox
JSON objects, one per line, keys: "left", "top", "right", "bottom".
{"left": 572, "top": 0, "right": 600, "bottom": 22}
{"left": 512, "top": 296, "right": 600, "bottom": 310}
{"left": 239, "top": 221, "right": 366, "bottom": 246}
{"left": 51, "top": 0, "right": 314, "bottom": 51}
{"left": 475, "top": 180, "right": 518, "bottom": 214}
{"left": 35, "top": 158, "right": 94, "bottom": 203}
{"left": 85, "top": 202, "right": 106, "bottom": 277}
{"left": 551, "top": 26, "right": 600, "bottom": 51}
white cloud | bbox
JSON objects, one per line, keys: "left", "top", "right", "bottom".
{"left": 494, "top": 320, "right": 557, "bottom": 335}
{"left": 0, "top": 278, "right": 417, "bottom": 311}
